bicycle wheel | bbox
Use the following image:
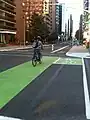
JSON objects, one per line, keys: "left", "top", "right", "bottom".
{"left": 39, "top": 56, "right": 42, "bottom": 64}
{"left": 32, "top": 58, "right": 37, "bottom": 67}
{"left": 37, "top": 56, "right": 42, "bottom": 64}
{"left": 38, "top": 59, "right": 41, "bottom": 64}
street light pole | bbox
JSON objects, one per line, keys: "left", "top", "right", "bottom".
{"left": 22, "top": 2, "right": 26, "bottom": 46}
{"left": 24, "top": 14, "right": 26, "bottom": 46}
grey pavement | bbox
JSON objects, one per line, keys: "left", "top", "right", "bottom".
{"left": 0, "top": 44, "right": 70, "bottom": 73}
{"left": 1, "top": 43, "right": 87, "bottom": 120}
{"left": 84, "top": 58, "right": 90, "bottom": 99}
{"left": 0, "top": 64, "right": 86, "bottom": 120}
{"left": 0, "top": 44, "right": 50, "bottom": 52}
{"left": 67, "top": 45, "right": 89, "bottom": 53}
{"left": 0, "top": 55, "right": 31, "bottom": 72}
{"left": 66, "top": 45, "right": 90, "bottom": 58}
{"left": 0, "top": 43, "right": 70, "bottom": 56}
{"left": 0, "top": 45, "right": 32, "bottom": 51}
{"left": 0, "top": 41, "right": 70, "bottom": 52}
{"left": 66, "top": 45, "right": 90, "bottom": 120}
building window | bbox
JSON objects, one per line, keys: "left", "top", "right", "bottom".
{"left": 26, "top": 17, "right": 29, "bottom": 19}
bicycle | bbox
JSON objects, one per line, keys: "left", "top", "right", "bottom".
{"left": 32, "top": 50, "right": 42, "bottom": 67}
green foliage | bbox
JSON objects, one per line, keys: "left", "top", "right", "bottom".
{"left": 30, "top": 13, "right": 49, "bottom": 39}
{"left": 75, "top": 29, "right": 83, "bottom": 41}
{"left": 47, "top": 32, "right": 58, "bottom": 43}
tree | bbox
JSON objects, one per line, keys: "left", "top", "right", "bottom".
{"left": 70, "top": 14, "right": 73, "bottom": 38}
{"left": 75, "top": 14, "right": 83, "bottom": 42}
{"left": 79, "top": 14, "right": 83, "bottom": 40}
{"left": 47, "top": 31, "right": 58, "bottom": 43}
{"left": 30, "top": 13, "right": 49, "bottom": 39}
{"left": 75, "top": 29, "right": 83, "bottom": 43}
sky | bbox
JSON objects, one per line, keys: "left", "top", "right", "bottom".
{"left": 58, "top": 0, "right": 83, "bottom": 36}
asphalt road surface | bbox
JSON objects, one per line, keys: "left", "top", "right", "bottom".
{"left": 0, "top": 43, "right": 70, "bottom": 72}
{"left": 0, "top": 42, "right": 87, "bottom": 120}
{"left": 0, "top": 64, "right": 85, "bottom": 120}
{"left": 84, "top": 58, "right": 90, "bottom": 99}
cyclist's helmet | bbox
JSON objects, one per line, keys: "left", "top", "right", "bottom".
{"left": 37, "top": 36, "right": 41, "bottom": 40}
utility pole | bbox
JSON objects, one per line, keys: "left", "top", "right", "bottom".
{"left": 24, "top": 14, "right": 26, "bottom": 46}
{"left": 22, "top": 2, "right": 26, "bottom": 46}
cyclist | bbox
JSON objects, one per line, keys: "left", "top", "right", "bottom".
{"left": 32, "top": 36, "right": 43, "bottom": 61}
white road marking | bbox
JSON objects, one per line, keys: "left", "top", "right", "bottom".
{"left": 82, "top": 58, "right": 90, "bottom": 119}
{"left": 31, "top": 64, "right": 64, "bottom": 108}
{"left": 51, "top": 45, "right": 69, "bottom": 53}
{"left": 85, "top": 56, "right": 90, "bottom": 59}
{"left": 66, "top": 52, "right": 90, "bottom": 58}
{"left": 0, "top": 116, "right": 22, "bottom": 120}
{"left": 53, "top": 57, "right": 60, "bottom": 64}
{"left": 52, "top": 44, "right": 54, "bottom": 51}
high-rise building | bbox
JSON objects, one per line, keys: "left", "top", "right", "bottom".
{"left": 51, "top": 0, "right": 56, "bottom": 33}
{"left": 43, "top": 0, "right": 52, "bottom": 33}
{"left": 15, "top": 0, "right": 54, "bottom": 44}
{"left": 55, "top": 2, "right": 60, "bottom": 34}
{"left": 61, "top": 4, "right": 66, "bottom": 33}
{"left": 67, "top": 19, "right": 69, "bottom": 37}
{"left": 84, "top": 0, "right": 89, "bottom": 10}
{"left": 58, "top": 3, "right": 66, "bottom": 34}
{"left": 70, "top": 14, "right": 73, "bottom": 38}
{"left": 59, "top": 5, "right": 62, "bottom": 34}
{"left": 57, "top": 3, "right": 66, "bottom": 35}
{"left": 0, "top": 0, "right": 16, "bottom": 43}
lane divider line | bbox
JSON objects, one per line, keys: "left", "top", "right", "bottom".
{"left": 0, "top": 57, "right": 58, "bottom": 120}
{"left": 53, "top": 57, "right": 60, "bottom": 64}
{"left": 51, "top": 45, "right": 69, "bottom": 53}
{"left": 82, "top": 58, "right": 90, "bottom": 119}
{"left": 0, "top": 116, "right": 22, "bottom": 120}
{"left": 31, "top": 64, "right": 64, "bottom": 108}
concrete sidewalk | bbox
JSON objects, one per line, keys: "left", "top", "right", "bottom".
{"left": 66, "top": 45, "right": 90, "bottom": 58}
{"left": 0, "top": 44, "right": 50, "bottom": 52}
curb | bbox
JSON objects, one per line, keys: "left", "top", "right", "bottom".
{"left": 66, "top": 52, "right": 90, "bottom": 58}
{"left": 0, "top": 116, "right": 22, "bottom": 120}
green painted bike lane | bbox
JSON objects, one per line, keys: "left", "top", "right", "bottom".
{"left": 0, "top": 56, "right": 82, "bottom": 109}
{"left": 0, "top": 56, "right": 58, "bottom": 108}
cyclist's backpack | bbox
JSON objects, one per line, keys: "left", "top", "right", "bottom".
{"left": 35, "top": 41, "right": 39, "bottom": 48}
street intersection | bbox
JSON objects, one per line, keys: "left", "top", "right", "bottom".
{"left": 0, "top": 43, "right": 90, "bottom": 120}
